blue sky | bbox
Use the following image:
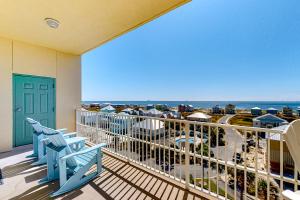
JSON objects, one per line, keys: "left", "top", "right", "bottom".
{"left": 82, "top": 0, "right": 300, "bottom": 101}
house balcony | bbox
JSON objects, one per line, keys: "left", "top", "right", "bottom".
{"left": 0, "top": 145, "right": 209, "bottom": 200}
{"left": 1, "top": 109, "right": 299, "bottom": 199}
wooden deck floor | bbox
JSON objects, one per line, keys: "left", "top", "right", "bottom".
{"left": 0, "top": 145, "right": 209, "bottom": 200}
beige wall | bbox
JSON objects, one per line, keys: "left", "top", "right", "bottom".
{"left": 0, "top": 37, "right": 81, "bottom": 152}
{"left": 56, "top": 53, "right": 81, "bottom": 131}
{"left": 13, "top": 41, "right": 57, "bottom": 77}
{"left": 0, "top": 38, "right": 13, "bottom": 152}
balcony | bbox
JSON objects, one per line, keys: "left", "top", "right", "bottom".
{"left": 75, "top": 110, "right": 300, "bottom": 199}
{"left": 0, "top": 145, "right": 208, "bottom": 200}
{"left": 1, "top": 109, "right": 299, "bottom": 199}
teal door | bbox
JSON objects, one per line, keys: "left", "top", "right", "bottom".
{"left": 13, "top": 74, "right": 56, "bottom": 147}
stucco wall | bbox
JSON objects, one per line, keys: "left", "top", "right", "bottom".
{"left": 56, "top": 52, "right": 81, "bottom": 131}
{"left": 0, "top": 38, "right": 13, "bottom": 152}
{"left": 0, "top": 37, "right": 81, "bottom": 152}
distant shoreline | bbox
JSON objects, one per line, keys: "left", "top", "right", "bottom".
{"left": 82, "top": 100, "right": 300, "bottom": 110}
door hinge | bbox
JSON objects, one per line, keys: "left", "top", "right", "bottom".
{"left": 53, "top": 84, "right": 55, "bottom": 89}
{"left": 53, "top": 107, "right": 55, "bottom": 112}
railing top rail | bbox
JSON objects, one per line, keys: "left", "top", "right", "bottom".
{"left": 76, "top": 108, "right": 286, "bottom": 134}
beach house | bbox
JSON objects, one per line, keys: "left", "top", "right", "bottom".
{"left": 100, "top": 105, "right": 116, "bottom": 113}
{"left": 283, "top": 106, "right": 293, "bottom": 117}
{"left": 253, "top": 114, "right": 289, "bottom": 128}
{"left": 132, "top": 118, "right": 165, "bottom": 138}
{"left": 145, "top": 108, "right": 163, "bottom": 117}
{"left": 145, "top": 104, "right": 155, "bottom": 110}
{"left": 178, "top": 104, "right": 186, "bottom": 112}
{"left": 225, "top": 104, "right": 236, "bottom": 114}
{"left": 178, "top": 104, "right": 194, "bottom": 112}
{"left": 187, "top": 112, "right": 212, "bottom": 122}
{"left": 212, "top": 105, "right": 223, "bottom": 114}
{"left": 186, "top": 105, "right": 195, "bottom": 112}
{"left": 156, "top": 104, "right": 169, "bottom": 111}
{"left": 121, "top": 108, "right": 134, "bottom": 115}
{"left": 251, "top": 107, "right": 262, "bottom": 116}
{"left": 267, "top": 107, "right": 279, "bottom": 115}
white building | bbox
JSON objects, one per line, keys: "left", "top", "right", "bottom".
{"left": 146, "top": 108, "right": 163, "bottom": 117}
{"left": 267, "top": 107, "right": 279, "bottom": 115}
{"left": 100, "top": 105, "right": 116, "bottom": 113}
{"left": 187, "top": 112, "right": 212, "bottom": 122}
{"left": 251, "top": 107, "right": 262, "bottom": 116}
{"left": 122, "top": 108, "right": 134, "bottom": 115}
{"left": 253, "top": 114, "right": 288, "bottom": 128}
{"left": 133, "top": 118, "right": 164, "bottom": 138}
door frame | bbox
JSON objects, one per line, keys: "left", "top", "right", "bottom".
{"left": 13, "top": 73, "right": 56, "bottom": 147}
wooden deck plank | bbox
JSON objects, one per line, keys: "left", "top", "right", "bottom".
{"left": 0, "top": 145, "right": 209, "bottom": 200}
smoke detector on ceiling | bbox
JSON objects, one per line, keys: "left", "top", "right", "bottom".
{"left": 44, "top": 18, "right": 60, "bottom": 29}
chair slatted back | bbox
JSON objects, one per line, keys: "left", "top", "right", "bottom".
{"left": 42, "top": 126, "right": 78, "bottom": 168}
{"left": 284, "top": 119, "right": 300, "bottom": 174}
{"left": 26, "top": 118, "right": 43, "bottom": 134}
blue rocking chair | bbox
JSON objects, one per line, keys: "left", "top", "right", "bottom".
{"left": 41, "top": 126, "right": 106, "bottom": 197}
{"left": 26, "top": 118, "right": 86, "bottom": 165}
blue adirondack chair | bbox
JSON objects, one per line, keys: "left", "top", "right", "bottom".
{"left": 26, "top": 118, "right": 86, "bottom": 165}
{"left": 40, "top": 126, "right": 106, "bottom": 197}
{"left": 26, "top": 118, "right": 67, "bottom": 158}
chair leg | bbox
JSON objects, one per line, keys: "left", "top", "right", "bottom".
{"left": 32, "top": 155, "right": 47, "bottom": 166}
{"left": 97, "top": 149, "right": 102, "bottom": 174}
{"left": 51, "top": 156, "right": 98, "bottom": 197}
{"left": 26, "top": 134, "right": 38, "bottom": 158}
{"left": 37, "top": 137, "right": 45, "bottom": 160}
{"left": 39, "top": 147, "right": 57, "bottom": 184}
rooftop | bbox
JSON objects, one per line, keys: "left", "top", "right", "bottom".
{"left": 267, "top": 107, "right": 278, "bottom": 111}
{"left": 133, "top": 118, "right": 164, "bottom": 130}
{"left": 100, "top": 105, "right": 116, "bottom": 112}
{"left": 187, "top": 112, "right": 212, "bottom": 119}
{"left": 253, "top": 113, "right": 288, "bottom": 122}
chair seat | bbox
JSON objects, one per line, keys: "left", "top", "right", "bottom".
{"left": 65, "top": 137, "right": 86, "bottom": 145}
{"left": 75, "top": 147, "right": 98, "bottom": 167}
{"left": 282, "top": 190, "right": 300, "bottom": 200}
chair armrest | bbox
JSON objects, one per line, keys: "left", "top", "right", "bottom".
{"left": 282, "top": 190, "right": 300, "bottom": 200}
{"left": 41, "top": 138, "right": 49, "bottom": 144}
{"left": 56, "top": 128, "right": 67, "bottom": 133}
{"left": 63, "top": 132, "right": 77, "bottom": 138}
{"left": 65, "top": 137, "right": 86, "bottom": 145}
{"left": 61, "top": 143, "right": 106, "bottom": 161}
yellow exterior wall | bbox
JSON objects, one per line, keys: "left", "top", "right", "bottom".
{"left": 56, "top": 52, "right": 81, "bottom": 131}
{"left": 0, "top": 37, "right": 81, "bottom": 152}
{"left": 13, "top": 41, "right": 57, "bottom": 77}
{"left": 0, "top": 38, "right": 13, "bottom": 152}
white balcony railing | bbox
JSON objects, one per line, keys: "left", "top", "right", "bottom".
{"left": 76, "top": 109, "right": 300, "bottom": 200}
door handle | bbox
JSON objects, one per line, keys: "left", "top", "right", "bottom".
{"left": 15, "top": 107, "right": 22, "bottom": 112}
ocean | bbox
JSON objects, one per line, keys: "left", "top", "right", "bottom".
{"left": 82, "top": 101, "right": 300, "bottom": 110}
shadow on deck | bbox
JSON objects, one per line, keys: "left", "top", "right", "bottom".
{"left": 0, "top": 146, "right": 209, "bottom": 200}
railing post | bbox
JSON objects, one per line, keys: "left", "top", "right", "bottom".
{"left": 127, "top": 115, "right": 131, "bottom": 162}
{"left": 75, "top": 109, "right": 79, "bottom": 133}
{"left": 95, "top": 112, "right": 99, "bottom": 144}
{"left": 185, "top": 121, "right": 190, "bottom": 190}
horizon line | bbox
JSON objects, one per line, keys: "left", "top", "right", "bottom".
{"left": 82, "top": 100, "right": 300, "bottom": 102}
